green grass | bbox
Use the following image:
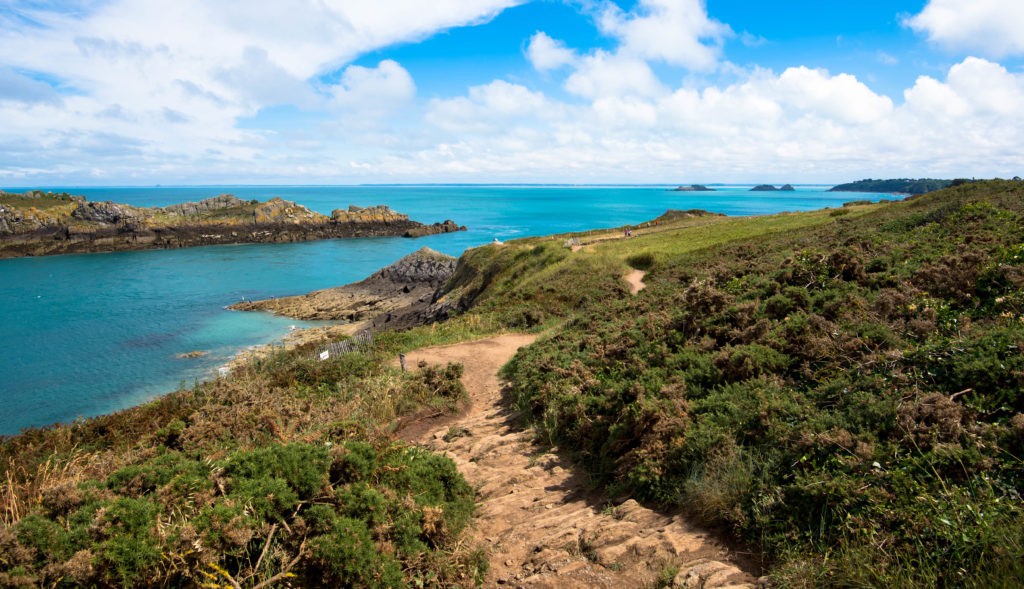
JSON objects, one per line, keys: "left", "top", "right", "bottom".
{"left": 0, "top": 191, "right": 78, "bottom": 210}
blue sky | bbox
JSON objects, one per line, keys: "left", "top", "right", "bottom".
{"left": 0, "top": 0, "right": 1022, "bottom": 184}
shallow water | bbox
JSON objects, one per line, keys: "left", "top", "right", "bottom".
{"left": 0, "top": 185, "right": 897, "bottom": 434}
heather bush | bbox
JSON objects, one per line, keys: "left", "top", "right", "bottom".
{"left": 504, "top": 181, "right": 1024, "bottom": 586}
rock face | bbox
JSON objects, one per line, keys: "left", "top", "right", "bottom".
{"left": 0, "top": 191, "right": 466, "bottom": 258}
{"left": 331, "top": 204, "right": 408, "bottom": 223}
{"left": 162, "top": 194, "right": 248, "bottom": 216}
{"left": 231, "top": 247, "right": 458, "bottom": 325}
{"left": 404, "top": 220, "right": 465, "bottom": 237}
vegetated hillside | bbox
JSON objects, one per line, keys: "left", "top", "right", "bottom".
{"left": 0, "top": 339, "right": 485, "bottom": 587}
{"left": 829, "top": 178, "right": 956, "bottom": 194}
{"left": 3, "top": 181, "right": 1021, "bottom": 587}
{"left": 497, "top": 180, "right": 1024, "bottom": 587}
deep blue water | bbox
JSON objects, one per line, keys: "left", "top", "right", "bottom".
{"left": 0, "top": 185, "right": 898, "bottom": 434}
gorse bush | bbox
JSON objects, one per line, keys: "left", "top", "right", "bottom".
{"left": 503, "top": 180, "right": 1024, "bottom": 587}
{"left": 1, "top": 441, "right": 478, "bottom": 587}
{"left": 0, "top": 338, "right": 482, "bottom": 587}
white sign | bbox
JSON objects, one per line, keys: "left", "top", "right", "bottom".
{"left": 319, "top": 350, "right": 330, "bottom": 361}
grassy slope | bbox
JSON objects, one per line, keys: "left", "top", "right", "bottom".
{"left": 0, "top": 193, "right": 78, "bottom": 210}
{"left": 497, "top": 180, "right": 1024, "bottom": 587}
{"left": 1, "top": 345, "right": 485, "bottom": 587}
{"left": 380, "top": 180, "right": 1023, "bottom": 587}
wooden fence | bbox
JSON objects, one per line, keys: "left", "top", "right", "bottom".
{"left": 315, "top": 331, "right": 373, "bottom": 361}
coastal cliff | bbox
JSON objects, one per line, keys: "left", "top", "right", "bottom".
{"left": 0, "top": 191, "right": 466, "bottom": 258}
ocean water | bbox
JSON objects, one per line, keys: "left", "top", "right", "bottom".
{"left": 0, "top": 185, "right": 898, "bottom": 434}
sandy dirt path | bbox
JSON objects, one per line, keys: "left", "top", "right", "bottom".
{"left": 625, "top": 269, "right": 647, "bottom": 294}
{"left": 399, "top": 334, "right": 759, "bottom": 588}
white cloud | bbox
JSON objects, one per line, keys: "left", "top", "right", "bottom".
{"left": 356, "top": 58, "right": 1024, "bottom": 183}
{"left": 771, "top": 67, "right": 894, "bottom": 124}
{"left": 427, "top": 80, "right": 554, "bottom": 133}
{"left": 876, "top": 51, "right": 898, "bottom": 66}
{"left": 565, "top": 51, "right": 666, "bottom": 99}
{"left": 0, "top": 1, "right": 1021, "bottom": 184}
{"left": 329, "top": 60, "right": 416, "bottom": 114}
{"left": 905, "top": 0, "right": 1024, "bottom": 57}
{"left": 0, "top": 0, "right": 520, "bottom": 181}
{"left": 598, "top": 0, "right": 731, "bottom": 71}
{"left": 526, "top": 32, "right": 576, "bottom": 71}
{"left": 0, "top": 68, "right": 64, "bottom": 105}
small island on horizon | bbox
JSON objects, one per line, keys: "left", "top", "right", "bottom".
{"left": 671, "top": 184, "right": 716, "bottom": 192}
{"left": 0, "top": 191, "right": 465, "bottom": 258}
{"left": 751, "top": 184, "right": 795, "bottom": 191}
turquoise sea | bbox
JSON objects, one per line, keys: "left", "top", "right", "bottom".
{"left": 0, "top": 185, "right": 900, "bottom": 435}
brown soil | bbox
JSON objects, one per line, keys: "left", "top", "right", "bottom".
{"left": 398, "top": 334, "right": 760, "bottom": 588}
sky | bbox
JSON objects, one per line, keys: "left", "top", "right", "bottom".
{"left": 0, "top": 0, "right": 1022, "bottom": 185}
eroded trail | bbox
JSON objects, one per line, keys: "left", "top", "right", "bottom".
{"left": 625, "top": 269, "right": 647, "bottom": 294}
{"left": 400, "top": 334, "right": 759, "bottom": 588}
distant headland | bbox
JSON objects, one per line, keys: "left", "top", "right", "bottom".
{"left": 828, "top": 178, "right": 960, "bottom": 194}
{"left": 0, "top": 191, "right": 465, "bottom": 258}
{"left": 671, "top": 184, "right": 715, "bottom": 192}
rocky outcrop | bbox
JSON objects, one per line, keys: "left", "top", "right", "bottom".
{"left": 162, "top": 194, "right": 247, "bottom": 216}
{"left": 230, "top": 247, "right": 458, "bottom": 325}
{"left": 331, "top": 204, "right": 408, "bottom": 224}
{"left": 672, "top": 184, "right": 715, "bottom": 192}
{"left": 72, "top": 201, "right": 148, "bottom": 226}
{"left": 404, "top": 219, "right": 465, "bottom": 237}
{"left": 780, "top": 184, "right": 795, "bottom": 191}
{"left": 0, "top": 205, "right": 20, "bottom": 234}
{"left": 0, "top": 192, "right": 466, "bottom": 258}
{"left": 372, "top": 247, "right": 458, "bottom": 286}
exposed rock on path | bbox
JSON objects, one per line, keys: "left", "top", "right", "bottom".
{"left": 399, "top": 334, "right": 758, "bottom": 588}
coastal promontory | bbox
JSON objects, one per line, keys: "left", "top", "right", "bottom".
{"left": 0, "top": 191, "right": 465, "bottom": 258}
{"left": 828, "top": 178, "right": 956, "bottom": 194}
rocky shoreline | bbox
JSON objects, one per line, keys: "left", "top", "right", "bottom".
{"left": 227, "top": 247, "right": 463, "bottom": 361}
{"left": 0, "top": 191, "right": 465, "bottom": 258}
